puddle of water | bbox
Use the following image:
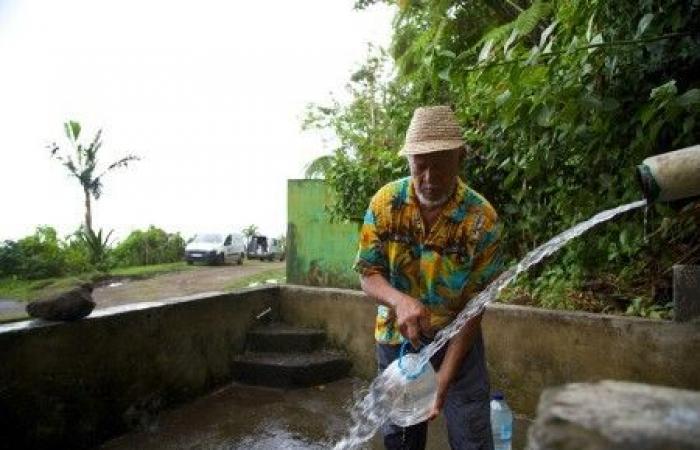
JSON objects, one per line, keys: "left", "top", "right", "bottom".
{"left": 100, "top": 379, "right": 394, "bottom": 450}
{"left": 99, "top": 377, "right": 529, "bottom": 449}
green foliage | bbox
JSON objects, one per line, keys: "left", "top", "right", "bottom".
{"left": 61, "top": 233, "right": 94, "bottom": 274}
{"left": 303, "top": 46, "right": 412, "bottom": 220}
{"left": 242, "top": 224, "right": 260, "bottom": 247}
{"left": 0, "top": 227, "right": 66, "bottom": 280}
{"left": 304, "top": 154, "right": 335, "bottom": 179}
{"left": 625, "top": 297, "right": 673, "bottom": 320}
{"left": 112, "top": 226, "right": 185, "bottom": 267}
{"left": 0, "top": 226, "right": 187, "bottom": 281}
{"left": 109, "top": 261, "right": 191, "bottom": 278}
{"left": 304, "top": 0, "right": 700, "bottom": 316}
{"left": 77, "top": 227, "right": 114, "bottom": 271}
{"left": 0, "top": 241, "right": 23, "bottom": 279}
{"left": 242, "top": 224, "right": 259, "bottom": 237}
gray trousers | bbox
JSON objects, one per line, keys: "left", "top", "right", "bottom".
{"left": 377, "top": 333, "right": 494, "bottom": 450}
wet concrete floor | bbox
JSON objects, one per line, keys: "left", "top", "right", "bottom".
{"left": 101, "top": 377, "right": 529, "bottom": 449}
{"left": 101, "top": 378, "right": 441, "bottom": 449}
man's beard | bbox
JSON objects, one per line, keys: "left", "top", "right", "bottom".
{"left": 415, "top": 188, "right": 450, "bottom": 209}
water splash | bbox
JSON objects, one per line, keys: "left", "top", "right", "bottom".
{"left": 333, "top": 200, "right": 646, "bottom": 450}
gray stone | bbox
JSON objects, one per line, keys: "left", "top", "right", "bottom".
{"left": 247, "top": 322, "right": 327, "bottom": 353}
{"left": 527, "top": 381, "right": 700, "bottom": 450}
{"left": 231, "top": 350, "right": 352, "bottom": 387}
{"left": 674, "top": 265, "right": 700, "bottom": 322}
{"left": 26, "top": 283, "right": 95, "bottom": 321}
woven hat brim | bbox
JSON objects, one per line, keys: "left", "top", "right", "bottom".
{"left": 400, "top": 139, "right": 465, "bottom": 155}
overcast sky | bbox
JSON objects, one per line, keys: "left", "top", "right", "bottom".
{"left": 0, "top": 0, "right": 394, "bottom": 242}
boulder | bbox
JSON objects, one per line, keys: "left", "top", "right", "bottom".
{"left": 527, "top": 380, "right": 700, "bottom": 450}
{"left": 26, "top": 283, "right": 95, "bottom": 321}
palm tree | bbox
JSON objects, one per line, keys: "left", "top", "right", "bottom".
{"left": 242, "top": 224, "right": 259, "bottom": 245}
{"left": 48, "top": 121, "right": 140, "bottom": 235}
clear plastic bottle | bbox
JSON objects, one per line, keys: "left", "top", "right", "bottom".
{"left": 383, "top": 348, "right": 437, "bottom": 427}
{"left": 490, "top": 391, "right": 513, "bottom": 450}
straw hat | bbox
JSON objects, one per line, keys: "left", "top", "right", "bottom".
{"left": 399, "top": 105, "right": 465, "bottom": 155}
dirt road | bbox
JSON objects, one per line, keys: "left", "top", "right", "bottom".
{"left": 93, "top": 261, "right": 285, "bottom": 309}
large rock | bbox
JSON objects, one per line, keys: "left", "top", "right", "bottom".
{"left": 26, "top": 283, "right": 95, "bottom": 321}
{"left": 527, "top": 380, "right": 700, "bottom": 450}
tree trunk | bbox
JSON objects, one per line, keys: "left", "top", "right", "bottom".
{"left": 84, "top": 188, "right": 93, "bottom": 235}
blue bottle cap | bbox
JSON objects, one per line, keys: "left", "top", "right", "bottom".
{"left": 491, "top": 391, "right": 504, "bottom": 400}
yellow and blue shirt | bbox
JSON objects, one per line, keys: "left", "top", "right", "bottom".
{"left": 354, "top": 176, "right": 503, "bottom": 344}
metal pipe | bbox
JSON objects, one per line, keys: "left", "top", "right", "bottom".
{"left": 255, "top": 307, "right": 272, "bottom": 320}
{"left": 636, "top": 145, "right": 700, "bottom": 202}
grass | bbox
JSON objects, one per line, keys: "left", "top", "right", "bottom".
{"left": 224, "top": 267, "right": 286, "bottom": 291}
{"left": 0, "top": 262, "right": 195, "bottom": 302}
{"left": 109, "top": 261, "right": 194, "bottom": 278}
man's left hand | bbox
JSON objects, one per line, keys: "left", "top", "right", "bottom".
{"left": 427, "top": 370, "right": 450, "bottom": 421}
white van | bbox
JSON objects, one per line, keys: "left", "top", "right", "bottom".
{"left": 246, "top": 234, "right": 285, "bottom": 261}
{"left": 185, "top": 232, "right": 245, "bottom": 265}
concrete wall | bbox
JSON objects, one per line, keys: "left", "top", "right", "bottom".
{"left": 286, "top": 179, "right": 360, "bottom": 289}
{"left": 483, "top": 303, "right": 700, "bottom": 416}
{"left": 0, "top": 288, "right": 279, "bottom": 450}
{"left": 277, "top": 285, "right": 700, "bottom": 418}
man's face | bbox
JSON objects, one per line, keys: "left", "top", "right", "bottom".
{"left": 408, "top": 148, "right": 463, "bottom": 208}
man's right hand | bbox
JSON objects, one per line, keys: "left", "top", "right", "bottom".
{"left": 393, "top": 295, "right": 431, "bottom": 349}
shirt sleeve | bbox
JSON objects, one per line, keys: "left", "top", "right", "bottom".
{"left": 352, "top": 194, "right": 388, "bottom": 277}
{"left": 462, "top": 216, "right": 504, "bottom": 300}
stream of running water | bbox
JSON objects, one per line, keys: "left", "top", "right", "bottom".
{"left": 333, "top": 199, "right": 647, "bottom": 450}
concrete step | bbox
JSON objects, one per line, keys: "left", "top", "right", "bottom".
{"left": 232, "top": 351, "right": 352, "bottom": 388}
{"left": 247, "top": 323, "right": 327, "bottom": 353}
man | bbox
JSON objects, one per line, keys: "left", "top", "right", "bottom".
{"left": 353, "top": 105, "right": 502, "bottom": 450}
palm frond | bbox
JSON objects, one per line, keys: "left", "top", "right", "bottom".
{"left": 64, "top": 121, "right": 81, "bottom": 142}
{"left": 62, "top": 157, "right": 80, "bottom": 178}
{"left": 304, "top": 154, "right": 335, "bottom": 178}
{"left": 476, "top": 0, "right": 552, "bottom": 49}
{"left": 106, "top": 155, "right": 140, "bottom": 172}
{"left": 85, "top": 129, "right": 103, "bottom": 166}
{"left": 78, "top": 227, "right": 113, "bottom": 265}
{"left": 47, "top": 142, "right": 60, "bottom": 157}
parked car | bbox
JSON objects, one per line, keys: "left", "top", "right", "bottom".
{"left": 246, "top": 234, "right": 285, "bottom": 261}
{"left": 185, "top": 232, "right": 245, "bottom": 265}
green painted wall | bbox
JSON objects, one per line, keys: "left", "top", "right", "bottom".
{"left": 287, "top": 180, "right": 360, "bottom": 289}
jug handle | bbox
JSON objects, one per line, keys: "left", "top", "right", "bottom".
{"left": 398, "top": 340, "right": 428, "bottom": 380}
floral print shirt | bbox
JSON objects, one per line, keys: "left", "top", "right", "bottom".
{"left": 354, "top": 176, "right": 503, "bottom": 344}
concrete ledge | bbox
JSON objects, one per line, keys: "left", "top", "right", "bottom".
{"left": 278, "top": 285, "right": 700, "bottom": 418}
{"left": 484, "top": 302, "right": 700, "bottom": 416}
{"left": 0, "top": 286, "right": 279, "bottom": 450}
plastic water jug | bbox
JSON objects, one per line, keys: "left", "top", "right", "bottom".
{"left": 384, "top": 341, "right": 437, "bottom": 427}
{"left": 490, "top": 391, "right": 513, "bottom": 450}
